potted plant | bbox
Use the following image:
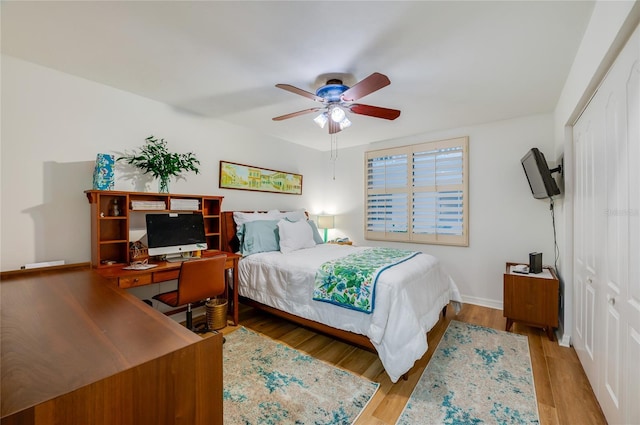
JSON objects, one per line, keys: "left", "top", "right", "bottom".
{"left": 118, "top": 136, "right": 200, "bottom": 193}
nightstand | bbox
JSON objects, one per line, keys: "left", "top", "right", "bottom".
{"left": 328, "top": 240, "right": 353, "bottom": 245}
{"left": 503, "top": 262, "right": 559, "bottom": 341}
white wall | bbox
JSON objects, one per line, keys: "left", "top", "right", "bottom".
{"left": 328, "top": 114, "right": 558, "bottom": 308}
{"left": 2, "top": 55, "right": 562, "bottom": 311}
{"left": 0, "top": 55, "right": 328, "bottom": 271}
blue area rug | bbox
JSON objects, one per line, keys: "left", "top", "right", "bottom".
{"left": 396, "top": 321, "right": 539, "bottom": 424}
{"left": 223, "top": 327, "right": 379, "bottom": 425}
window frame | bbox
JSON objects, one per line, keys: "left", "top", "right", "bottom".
{"left": 364, "top": 136, "right": 469, "bottom": 247}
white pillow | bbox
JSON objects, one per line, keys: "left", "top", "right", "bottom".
{"left": 267, "top": 209, "right": 307, "bottom": 222}
{"left": 234, "top": 209, "right": 306, "bottom": 229}
{"left": 233, "top": 211, "right": 280, "bottom": 232}
{"left": 277, "top": 218, "right": 316, "bottom": 254}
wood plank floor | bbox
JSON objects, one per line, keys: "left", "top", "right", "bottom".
{"left": 216, "top": 302, "right": 607, "bottom": 425}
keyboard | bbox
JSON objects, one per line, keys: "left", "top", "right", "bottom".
{"left": 166, "top": 257, "right": 188, "bottom": 263}
{"left": 123, "top": 264, "right": 158, "bottom": 270}
{"left": 166, "top": 257, "right": 195, "bottom": 263}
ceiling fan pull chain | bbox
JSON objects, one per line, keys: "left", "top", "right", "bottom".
{"left": 331, "top": 134, "right": 338, "bottom": 180}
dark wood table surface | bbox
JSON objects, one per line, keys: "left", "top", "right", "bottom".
{"left": 1, "top": 265, "right": 220, "bottom": 423}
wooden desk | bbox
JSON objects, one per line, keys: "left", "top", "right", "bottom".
{"left": 96, "top": 251, "right": 241, "bottom": 325}
{"left": 1, "top": 264, "right": 223, "bottom": 424}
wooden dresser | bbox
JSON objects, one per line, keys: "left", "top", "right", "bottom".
{"left": 1, "top": 264, "right": 223, "bottom": 425}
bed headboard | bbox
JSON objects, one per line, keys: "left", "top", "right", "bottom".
{"left": 220, "top": 210, "right": 310, "bottom": 253}
{"left": 221, "top": 211, "right": 240, "bottom": 253}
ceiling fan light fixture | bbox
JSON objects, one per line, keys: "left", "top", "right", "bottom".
{"left": 330, "top": 106, "right": 346, "bottom": 123}
{"left": 339, "top": 117, "right": 352, "bottom": 130}
{"left": 313, "top": 113, "right": 328, "bottom": 128}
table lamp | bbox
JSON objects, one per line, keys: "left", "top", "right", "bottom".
{"left": 317, "top": 215, "right": 335, "bottom": 243}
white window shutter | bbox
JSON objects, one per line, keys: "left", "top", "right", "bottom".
{"left": 365, "top": 137, "right": 468, "bottom": 246}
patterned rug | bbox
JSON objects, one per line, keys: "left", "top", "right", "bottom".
{"left": 223, "top": 327, "right": 379, "bottom": 425}
{"left": 396, "top": 321, "right": 539, "bottom": 424}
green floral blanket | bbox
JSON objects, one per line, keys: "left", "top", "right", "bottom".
{"left": 313, "top": 247, "right": 420, "bottom": 313}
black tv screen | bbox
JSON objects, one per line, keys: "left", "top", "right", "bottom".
{"left": 521, "top": 148, "right": 561, "bottom": 199}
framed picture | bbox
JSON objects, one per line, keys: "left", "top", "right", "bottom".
{"left": 219, "top": 161, "right": 303, "bottom": 195}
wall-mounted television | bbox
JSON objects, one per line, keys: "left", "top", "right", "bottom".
{"left": 145, "top": 213, "right": 207, "bottom": 260}
{"left": 521, "top": 148, "right": 561, "bottom": 199}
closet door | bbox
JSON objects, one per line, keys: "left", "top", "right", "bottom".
{"left": 601, "top": 25, "right": 640, "bottom": 425}
{"left": 573, "top": 90, "right": 604, "bottom": 387}
{"left": 619, "top": 27, "right": 640, "bottom": 425}
{"left": 600, "top": 49, "right": 627, "bottom": 425}
{"left": 573, "top": 24, "right": 640, "bottom": 425}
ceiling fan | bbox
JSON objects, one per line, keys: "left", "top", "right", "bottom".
{"left": 272, "top": 72, "right": 401, "bottom": 134}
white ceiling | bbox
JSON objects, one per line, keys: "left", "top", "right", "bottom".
{"left": 1, "top": 1, "right": 594, "bottom": 151}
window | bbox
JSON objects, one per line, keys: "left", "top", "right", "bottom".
{"left": 365, "top": 136, "right": 469, "bottom": 246}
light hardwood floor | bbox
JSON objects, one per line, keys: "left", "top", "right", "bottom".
{"left": 217, "top": 302, "right": 607, "bottom": 425}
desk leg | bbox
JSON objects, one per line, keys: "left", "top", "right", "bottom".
{"left": 231, "top": 259, "right": 239, "bottom": 326}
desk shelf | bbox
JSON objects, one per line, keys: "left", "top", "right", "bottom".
{"left": 85, "top": 190, "right": 224, "bottom": 268}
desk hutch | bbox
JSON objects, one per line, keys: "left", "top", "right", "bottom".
{"left": 84, "top": 190, "right": 223, "bottom": 268}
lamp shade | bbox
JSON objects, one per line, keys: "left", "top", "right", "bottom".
{"left": 317, "top": 215, "right": 335, "bottom": 229}
{"left": 314, "top": 113, "right": 328, "bottom": 128}
{"left": 330, "top": 107, "right": 346, "bottom": 123}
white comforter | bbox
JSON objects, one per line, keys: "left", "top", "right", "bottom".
{"left": 238, "top": 244, "right": 462, "bottom": 382}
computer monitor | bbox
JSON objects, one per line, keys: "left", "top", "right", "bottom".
{"left": 145, "top": 213, "right": 207, "bottom": 261}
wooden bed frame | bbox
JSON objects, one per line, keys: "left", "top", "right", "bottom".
{"left": 220, "top": 210, "right": 446, "bottom": 354}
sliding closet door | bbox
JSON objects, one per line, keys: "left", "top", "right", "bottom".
{"left": 573, "top": 23, "right": 640, "bottom": 425}
{"left": 619, "top": 26, "right": 640, "bottom": 425}
{"left": 573, "top": 88, "right": 604, "bottom": 388}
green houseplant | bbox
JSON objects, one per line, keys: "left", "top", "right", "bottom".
{"left": 118, "top": 136, "right": 200, "bottom": 193}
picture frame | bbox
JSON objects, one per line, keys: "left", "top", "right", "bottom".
{"left": 219, "top": 161, "right": 303, "bottom": 195}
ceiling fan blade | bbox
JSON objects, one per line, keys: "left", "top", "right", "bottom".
{"left": 272, "top": 107, "right": 322, "bottom": 121}
{"left": 328, "top": 119, "right": 341, "bottom": 134}
{"left": 275, "top": 84, "right": 325, "bottom": 102}
{"left": 340, "top": 72, "right": 391, "bottom": 102}
{"left": 350, "top": 104, "right": 401, "bottom": 120}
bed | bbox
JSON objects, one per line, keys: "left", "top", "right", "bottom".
{"left": 221, "top": 210, "right": 462, "bottom": 383}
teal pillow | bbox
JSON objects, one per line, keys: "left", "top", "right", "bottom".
{"left": 241, "top": 220, "right": 280, "bottom": 256}
{"left": 308, "top": 220, "right": 324, "bottom": 244}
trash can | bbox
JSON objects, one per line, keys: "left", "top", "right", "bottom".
{"left": 206, "top": 298, "right": 228, "bottom": 330}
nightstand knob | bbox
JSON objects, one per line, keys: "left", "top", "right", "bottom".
{"left": 607, "top": 295, "right": 616, "bottom": 306}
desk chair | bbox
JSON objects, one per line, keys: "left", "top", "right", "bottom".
{"left": 153, "top": 254, "right": 227, "bottom": 332}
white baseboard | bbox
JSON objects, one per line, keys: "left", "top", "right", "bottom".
{"left": 23, "top": 260, "right": 65, "bottom": 269}
{"left": 555, "top": 324, "right": 572, "bottom": 347}
{"left": 558, "top": 334, "right": 571, "bottom": 347}
{"left": 461, "top": 296, "right": 572, "bottom": 346}
{"left": 461, "top": 295, "right": 503, "bottom": 311}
